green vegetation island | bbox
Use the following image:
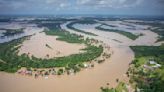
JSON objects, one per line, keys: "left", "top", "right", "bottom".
{"left": 95, "top": 25, "right": 139, "bottom": 40}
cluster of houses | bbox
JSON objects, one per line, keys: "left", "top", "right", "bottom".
{"left": 17, "top": 62, "right": 96, "bottom": 79}
{"left": 143, "top": 59, "right": 161, "bottom": 70}
{"left": 17, "top": 56, "right": 108, "bottom": 79}
{"left": 18, "top": 68, "right": 63, "bottom": 79}
{"left": 17, "top": 69, "right": 33, "bottom": 76}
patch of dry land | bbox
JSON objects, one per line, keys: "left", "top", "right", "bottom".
{"left": 18, "top": 32, "right": 86, "bottom": 59}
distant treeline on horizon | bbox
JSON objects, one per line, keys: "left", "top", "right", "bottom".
{"left": 0, "top": 14, "right": 164, "bottom": 21}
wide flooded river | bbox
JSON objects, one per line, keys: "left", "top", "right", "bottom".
{"left": 0, "top": 20, "right": 163, "bottom": 92}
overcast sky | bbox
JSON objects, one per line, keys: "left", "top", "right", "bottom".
{"left": 0, "top": 0, "right": 164, "bottom": 16}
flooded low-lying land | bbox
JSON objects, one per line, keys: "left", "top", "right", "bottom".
{"left": 0, "top": 17, "right": 164, "bottom": 92}
{"left": 0, "top": 22, "right": 42, "bottom": 43}
{"left": 18, "top": 32, "right": 86, "bottom": 59}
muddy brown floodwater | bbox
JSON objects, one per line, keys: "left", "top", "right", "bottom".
{"left": 0, "top": 21, "right": 163, "bottom": 92}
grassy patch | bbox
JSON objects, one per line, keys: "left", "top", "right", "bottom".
{"left": 45, "top": 30, "right": 85, "bottom": 43}
{"left": 101, "top": 82, "right": 128, "bottom": 92}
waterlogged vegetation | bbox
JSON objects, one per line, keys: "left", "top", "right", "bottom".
{"left": 30, "top": 18, "right": 77, "bottom": 24}
{"left": 67, "top": 20, "right": 97, "bottom": 36}
{"left": 37, "top": 18, "right": 97, "bottom": 31}
{"left": 0, "top": 30, "right": 103, "bottom": 73}
{"left": 0, "top": 28, "right": 24, "bottom": 36}
{"left": 45, "top": 44, "right": 52, "bottom": 49}
{"left": 69, "top": 19, "right": 97, "bottom": 25}
{"left": 100, "top": 23, "right": 117, "bottom": 28}
{"left": 101, "top": 82, "right": 128, "bottom": 92}
{"left": 129, "top": 21, "right": 164, "bottom": 42}
{"left": 128, "top": 45, "right": 164, "bottom": 92}
{"left": 38, "top": 22, "right": 62, "bottom": 30}
{"left": 95, "top": 25, "right": 139, "bottom": 40}
{"left": 145, "top": 22, "right": 164, "bottom": 42}
{"left": 151, "top": 27, "right": 164, "bottom": 42}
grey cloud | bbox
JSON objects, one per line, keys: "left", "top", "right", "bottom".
{"left": 0, "top": 0, "right": 69, "bottom": 12}
{"left": 0, "top": 0, "right": 163, "bottom": 15}
{"left": 76, "top": 0, "right": 143, "bottom": 8}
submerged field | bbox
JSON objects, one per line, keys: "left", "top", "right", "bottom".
{"left": 18, "top": 32, "right": 86, "bottom": 59}
{"left": 126, "top": 20, "right": 164, "bottom": 42}
{"left": 0, "top": 29, "right": 103, "bottom": 73}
